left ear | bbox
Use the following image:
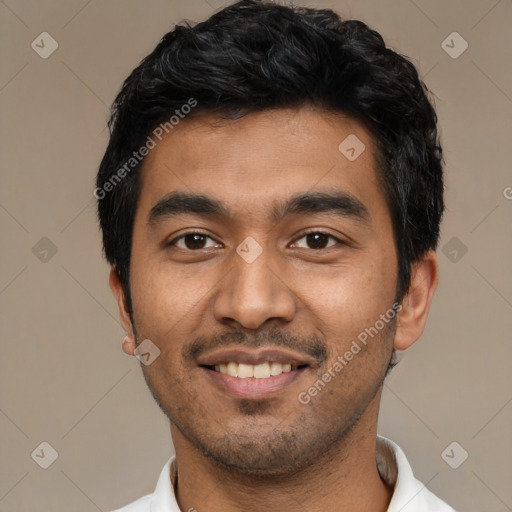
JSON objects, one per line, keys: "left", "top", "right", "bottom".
{"left": 109, "top": 267, "right": 137, "bottom": 356}
{"left": 394, "top": 249, "right": 439, "bottom": 350}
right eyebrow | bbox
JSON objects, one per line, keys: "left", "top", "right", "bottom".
{"left": 148, "top": 191, "right": 231, "bottom": 227}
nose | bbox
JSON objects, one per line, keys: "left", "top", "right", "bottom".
{"left": 212, "top": 245, "right": 296, "bottom": 331}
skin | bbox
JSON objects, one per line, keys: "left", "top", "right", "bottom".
{"left": 110, "top": 106, "right": 439, "bottom": 512}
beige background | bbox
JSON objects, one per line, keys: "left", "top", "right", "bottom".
{"left": 1, "top": 0, "right": 511, "bottom": 511}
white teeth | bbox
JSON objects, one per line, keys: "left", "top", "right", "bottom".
{"left": 213, "top": 361, "right": 299, "bottom": 379}
{"left": 270, "top": 362, "right": 283, "bottom": 376}
{"left": 237, "top": 363, "right": 254, "bottom": 378}
{"left": 254, "top": 363, "right": 271, "bottom": 379}
{"left": 227, "top": 361, "right": 238, "bottom": 377}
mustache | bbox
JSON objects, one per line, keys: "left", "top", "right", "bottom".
{"left": 183, "top": 326, "right": 328, "bottom": 364}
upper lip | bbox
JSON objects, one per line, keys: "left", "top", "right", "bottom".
{"left": 197, "top": 347, "right": 315, "bottom": 367}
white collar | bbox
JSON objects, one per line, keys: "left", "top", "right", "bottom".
{"left": 375, "top": 436, "right": 455, "bottom": 511}
{"left": 114, "top": 435, "right": 455, "bottom": 511}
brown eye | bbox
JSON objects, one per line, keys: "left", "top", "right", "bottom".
{"left": 168, "top": 233, "right": 220, "bottom": 250}
{"left": 292, "top": 231, "right": 341, "bottom": 250}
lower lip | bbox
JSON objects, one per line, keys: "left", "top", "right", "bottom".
{"left": 201, "top": 367, "right": 307, "bottom": 399}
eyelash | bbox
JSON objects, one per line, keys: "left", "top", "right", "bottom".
{"left": 166, "top": 229, "right": 344, "bottom": 251}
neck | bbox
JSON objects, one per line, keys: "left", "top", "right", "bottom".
{"left": 170, "top": 392, "right": 392, "bottom": 512}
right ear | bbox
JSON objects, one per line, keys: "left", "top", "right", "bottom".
{"left": 109, "top": 267, "right": 136, "bottom": 356}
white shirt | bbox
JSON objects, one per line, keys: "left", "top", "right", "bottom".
{"left": 109, "top": 435, "right": 456, "bottom": 512}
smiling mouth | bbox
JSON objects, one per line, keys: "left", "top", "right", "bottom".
{"left": 202, "top": 361, "right": 309, "bottom": 379}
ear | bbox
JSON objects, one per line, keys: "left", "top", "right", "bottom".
{"left": 394, "top": 250, "right": 439, "bottom": 351}
{"left": 109, "top": 267, "right": 136, "bottom": 356}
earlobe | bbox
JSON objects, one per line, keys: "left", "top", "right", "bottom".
{"left": 122, "top": 335, "right": 137, "bottom": 356}
{"left": 109, "top": 267, "right": 136, "bottom": 355}
{"left": 394, "top": 250, "right": 439, "bottom": 351}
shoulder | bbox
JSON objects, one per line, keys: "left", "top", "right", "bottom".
{"left": 377, "top": 435, "right": 457, "bottom": 512}
{"left": 106, "top": 455, "right": 176, "bottom": 512}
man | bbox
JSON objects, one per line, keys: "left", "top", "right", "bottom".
{"left": 96, "top": 1, "right": 455, "bottom": 510}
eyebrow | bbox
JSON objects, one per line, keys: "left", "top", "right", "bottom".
{"left": 147, "top": 189, "right": 370, "bottom": 227}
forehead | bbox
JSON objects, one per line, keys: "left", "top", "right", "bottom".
{"left": 135, "top": 106, "right": 387, "bottom": 227}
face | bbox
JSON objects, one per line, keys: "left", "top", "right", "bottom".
{"left": 122, "top": 107, "right": 400, "bottom": 474}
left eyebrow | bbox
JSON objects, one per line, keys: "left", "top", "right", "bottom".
{"left": 147, "top": 189, "right": 370, "bottom": 227}
{"left": 271, "top": 190, "right": 370, "bottom": 225}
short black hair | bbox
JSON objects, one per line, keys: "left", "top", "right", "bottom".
{"left": 96, "top": 0, "right": 444, "bottom": 334}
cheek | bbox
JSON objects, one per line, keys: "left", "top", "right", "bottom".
{"left": 296, "top": 259, "right": 397, "bottom": 390}
{"left": 128, "top": 259, "right": 221, "bottom": 391}
{"left": 302, "top": 258, "right": 396, "bottom": 336}
{"left": 129, "top": 256, "right": 207, "bottom": 333}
